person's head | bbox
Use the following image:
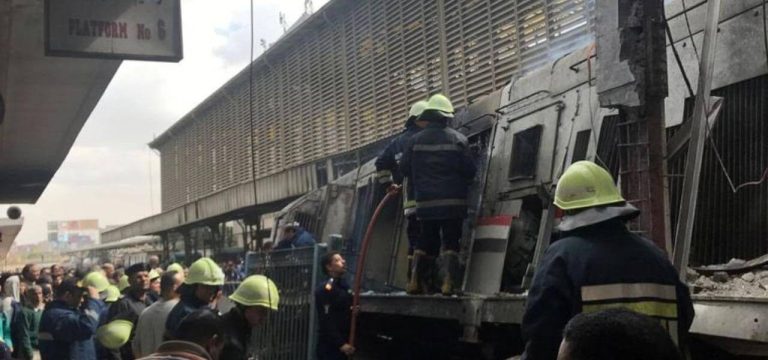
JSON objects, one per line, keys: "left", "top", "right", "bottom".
{"left": 160, "top": 270, "right": 183, "bottom": 300}
{"left": 229, "top": 275, "right": 280, "bottom": 327}
{"left": 281, "top": 222, "right": 299, "bottom": 240}
{"left": 554, "top": 161, "right": 640, "bottom": 232}
{"left": 55, "top": 279, "right": 86, "bottom": 308}
{"left": 21, "top": 263, "right": 40, "bottom": 282}
{"left": 40, "top": 283, "right": 53, "bottom": 303}
{"left": 557, "top": 309, "right": 681, "bottom": 360}
{"left": 418, "top": 94, "right": 454, "bottom": 126}
{"left": 149, "top": 269, "right": 162, "bottom": 293}
{"left": 176, "top": 309, "right": 226, "bottom": 359}
{"left": 41, "top": 267, "right": 51, "bottom": 276}
{"left": 50, "top": 264, "right": 63, "bottom": 277}
{"left": 23, "top": 285, "right": 43, "bottom": 308}
{"left": 185, "top": 257, "right": 224, "bottom": 304}
{"left": 406, "top": 100, "right": 429, "bottom": 128}
{"left": 261, "top": 241, "right": 273, "bottom": 252}
{"left": 102, "top": 263, "right": 115, "bottom": 278}
{"left": 148, "top": 255, "right": 160, "bottom": 269}
{"left": 125, "top": 263, "right": 151, "bottom": 294}
{"left": 321, "top": 251, "right": 346, "bottom": 278}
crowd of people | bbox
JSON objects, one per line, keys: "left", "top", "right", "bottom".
{"left": 0, "top": 255, "right": 279, "bottom": 360}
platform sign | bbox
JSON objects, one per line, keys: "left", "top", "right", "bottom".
{"left": 44, "top": 0, "right": 183, "bottom": 62}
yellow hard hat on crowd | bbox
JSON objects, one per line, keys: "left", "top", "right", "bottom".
{"left": 424, "top": 94, "right": 455, "bottom": 118}
{"left": 408, "top": 100, "right": 429, "bottom": 118}
{"left": 104, "top": 285, "right": 121, "bottom": 302}
{"left": 229, "top": 275, "right": 280, "bottom": 310}
{"left": 117, "top": 275, "right": 130, "bottom": 291}
{"left": 185, "top": 257, "right": 225, "bottom": 286}
{"left": 96, "top": 319, "right": 133, "bottom": 350}
{"left": 82, "top": 271, "right": 110, "bottom": 292}
{"left": 166, "top": 263, "right": 184, "bottom": 273}
{"left": 554, "top": 161, "right": 625, "bottom": 211}
{"left": 149, "top": 269, "right": 161, "bottom": 281}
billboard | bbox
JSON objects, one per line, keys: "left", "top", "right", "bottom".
{"left": 44, "top": 0, "right": 183, "bottom": 62}
{"left": 47, "top": 219, "right": 100, "bottom": 248}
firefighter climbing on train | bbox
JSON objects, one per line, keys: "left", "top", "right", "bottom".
{"left": 521, "top": 161, "right": 695, "bottom": 359}
{"left": 315, "top": 251, "right": 354, "bottom": 360}
{"left": 400, "top": 94, "right": 477, "bottom": 295}
{"left": 374, "top": 99, "right": 429, "bottom": 286}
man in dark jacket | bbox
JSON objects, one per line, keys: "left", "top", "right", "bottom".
{"left": 165, "top": 258, "right": 224, "bottom": 339}
{"left": 521, "top": 161, "right": 694, "bottom": 359}
{"left": 375, "top": 100, "right": 428, "bottom": 292}
{"left": 401, "top": 94, "right": 476, "bottom": 295}
{"left": 105, "top": 262, "right": 154, "bottom": 360}
{"left": 220, "top": 275, "right": 279, "bottom": 360}
{"left": 274, "top": 222, "right": 316, "bottom": 250}
{"left": 314, "top": 252, "right": 354, "bottom": 360}
{"left": 38, "top": 279, "right": 105, "bottom": 360}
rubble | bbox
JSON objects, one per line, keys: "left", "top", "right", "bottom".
{"left": 690, "top": 266, "right": 768, "bottom": 298}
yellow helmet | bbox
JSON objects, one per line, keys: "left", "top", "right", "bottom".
{"left": 96, "top": 319, "right": 133, "bottom": 350}
{"left": 229, "top": 275, "right": 280, "bottom": 310}
{"left": 104, "top": 285, "right": 121, "bottom": 302}
{"left": 82, "top": 272, "right": 110, "bottom": 292}
{"left": 149, "top": 269, "right": 161, "bottom": 281}
{"left": 166, "top": 263, "right": 184, "bottom": 273}
{"left": 408, "top": 100, "right": 429, "bottom": 118}
{"left": 117, "top": 275, "right": 130, "bottom": 292}
{"left": 424, "top": 94, "right": 454, "bottom": 118}
{"left": 554, "top": 161, "right": 625, "bottom": 210}
{"left": 185, "top": 257, "right": 225, "bottom": 286}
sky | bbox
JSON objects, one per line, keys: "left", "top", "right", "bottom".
{"left": 13, "top": 0, "right": 330, "bottom": 245}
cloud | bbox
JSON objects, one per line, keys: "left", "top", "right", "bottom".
{"left": 13, "top": 1, "right": 334, "bottom": 245}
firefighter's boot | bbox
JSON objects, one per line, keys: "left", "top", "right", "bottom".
{"left": 440, "top": 250, "right": 461, "bottom": 296}
{"left": 406, "top": 250, "right": 426, "bottom": 294}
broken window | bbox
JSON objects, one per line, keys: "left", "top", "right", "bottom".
{"left": 509, "top": 125, "right": 543, "bottom": 180}
{"left": 572, "top": 130, "right": 592, "bottom": 162}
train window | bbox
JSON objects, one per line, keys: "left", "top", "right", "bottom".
{"left": 508, "top": 125, "right": 543, "bottom": 180}
{"left": 571, "top": 130, "right": 592, "bottom": 162}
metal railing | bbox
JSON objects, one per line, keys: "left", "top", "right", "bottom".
{"left": 244, "top": 245, "right": 326, "bottom": 360}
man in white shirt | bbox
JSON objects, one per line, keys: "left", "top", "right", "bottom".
{"left": 132, "top": 270, "right": 183, "bottom": 357}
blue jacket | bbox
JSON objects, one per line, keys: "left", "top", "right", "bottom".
{"left": 274, "top": 228, "right": 316, "bottom": 250}
{"left": 38, "top": 299, "right": 105, "bottom": 360}
{"left": 521, "top": 219, "right": 694, "bottom": 359}
{"left": 165, "top": 292, "right": 209, "bottom": 339}
{"left": 401, "top": 122, "right": 476, "bottom": 220}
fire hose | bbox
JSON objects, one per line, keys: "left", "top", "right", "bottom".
{"left": 348, "top": 185, "right": 402, "bottom": 351}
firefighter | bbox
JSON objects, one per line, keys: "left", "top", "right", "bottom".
{"left": 165, "top": 257, "right": 225, "bottom": 339}
{"left": 315, "top": 251, "right": 354, "bottom": 360}
{"left": 400, "top": 94, "right": 477, "bottom": 295}
{"left": 147, "top": 270, "right": 161, "bottom": 303}
{"left": 375, "top": 100, "right": 429, "bottom": 290}
{"left": 521, "top": 161, "right": 694, "bottom": 359}
{"left": 220, "top": 275, "right": 280, "bottom": 359}
{"left": 104, "top": 263, "right": 154, "bottom": 359}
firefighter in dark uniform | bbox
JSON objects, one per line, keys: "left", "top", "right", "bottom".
{"left": 375, "top": 100, "right": 429, "bottom": 292}
{"left": 220, "top": 274, "right": 280, "bottom": 360}
{"left": 315, "top": 251, "right": 354, "bottom": 360}
{"left": 401, "top": 94, "right": 477, "bottom": 295}
{"left": 521, "top": 161, "right": 695, "bottom": 359}
{"left": 103, "top": 262, "right": 154, "bottom": 360}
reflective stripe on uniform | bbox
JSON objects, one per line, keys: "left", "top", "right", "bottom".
{"left": 38, "top": 332, "right": 54, "bottom": 341}
{"left": 581, "top": 301, "right": 678, "bottom": 319}
{"left": 581, "top": 283, "right": 676, "bottom": 302}
{"left": 412, "top": 144, "right": 462, "bottom": 152}
{"left": 376, "top": 170, "right": 392, "bottom": 183}
{"left": 416, "top": 198, "right": 467, "bottom": 208}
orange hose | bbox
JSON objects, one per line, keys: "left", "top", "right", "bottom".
{"left": 348, "top": 186, "right": 401, "bottom": 349}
